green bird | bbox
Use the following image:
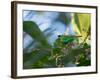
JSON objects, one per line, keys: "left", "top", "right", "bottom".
{"left": 58, "top": 35, "right": 80, "bottom": 44}
{"left": 61, "top": 35, "right": 75, "bottom": 44}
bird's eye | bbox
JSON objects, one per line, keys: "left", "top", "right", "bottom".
{"left": 58, "top": 35, "right": 61, "bottom": 37}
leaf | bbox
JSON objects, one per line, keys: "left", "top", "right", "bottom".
{"left": 74, "top": 14, "right": 82, "bottom": 33}
{"left": 23, "top": 21, "right": 51, "bottom": 48}
{"left": 77, "top": 53, "right": 91, "bottom": 66}
{"left": 43, "top": 27, "right": 56, "bottom": 38}
{"left": 23, "top": 49, "right": 51, "bottom": 69}
{"left": 58, "top": 13, "right": 71, "bottom": 25}
{"left": 62, "top": 47, "right": 86, "bottom": 65}
{"left": 74, "top": 13, "right": 91, "bottom": 43}
{"left": 23, "top": 21, "right": 56, "bottom": 68}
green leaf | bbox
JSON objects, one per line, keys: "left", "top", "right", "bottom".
{"left": 62, "top": 47, "right": 86, "bottom": 65}
{"left": 74, "top": 14, "right": 82, "bottom": 33}
{"left": 23, "top": 21, "right": 51, "bottom": 48}
{"left": 74, "top": 13, "right": 91, "bottom": 43}
{"left": 77, "top": 53, "right": 91, "bottom": 66}
{"left": 23, "top": 49, "right": 51, "bottom": 69}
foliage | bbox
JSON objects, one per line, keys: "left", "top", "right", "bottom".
{"left": 23, "top": 13, "right": 91, "bottom": 69}
{"left": 74, "top": 13, "right": 91, "bottom": 43}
